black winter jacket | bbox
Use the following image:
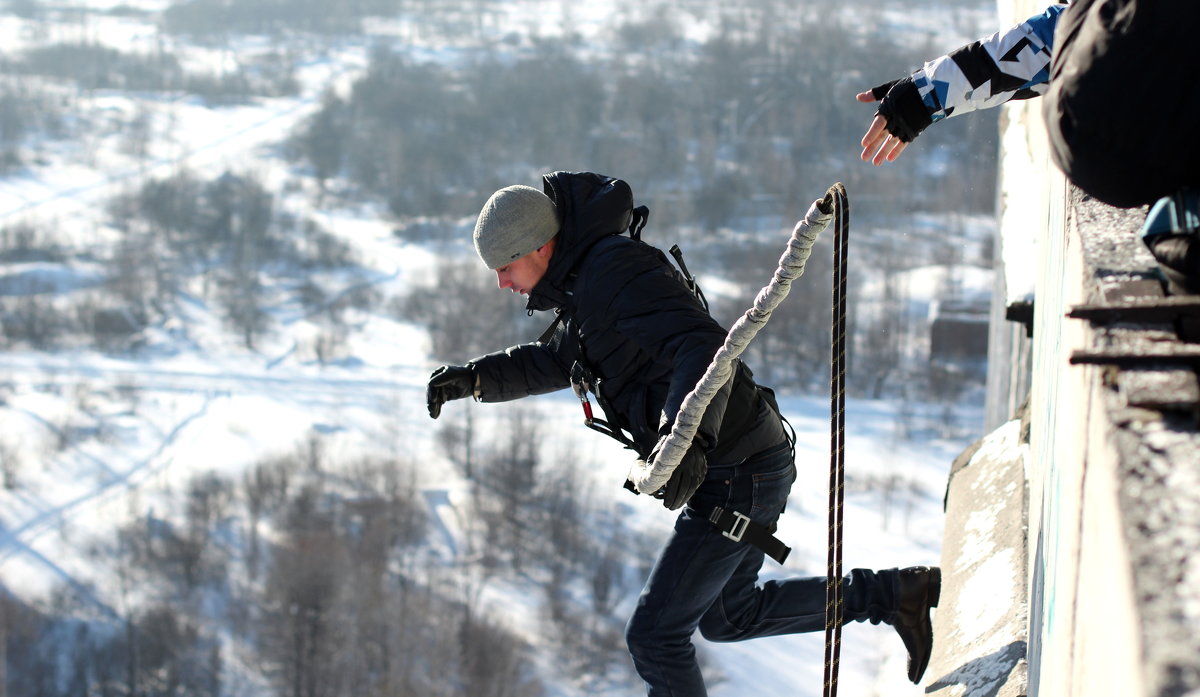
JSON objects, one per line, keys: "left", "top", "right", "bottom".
{"left": 469, "top": 172, "right": 785, "bottom": 463}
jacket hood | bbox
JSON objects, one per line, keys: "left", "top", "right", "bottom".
{"left": 525, "top": 171, "right": 635, "bottom": 312}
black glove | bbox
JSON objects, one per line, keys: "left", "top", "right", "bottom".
{"left": 873, "top": 76, "right": 933, "bottom": 143}
{"left": 426, "top": 365, "right": 474, "bottom": 419}
{"left": 649, "top": 436, "right": 708, "bottom": 511}
{"left": 869, "top": 79, "right": 900, "bottom": 101}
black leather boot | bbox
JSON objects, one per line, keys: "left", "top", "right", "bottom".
{"left": 1142, "top": 189, "right": 1200, "bottom": 298}
{"left": 892, "top": 566, "right": 941, "bottom": 684}
{"left": 1145, "top": 233, "right": 1200, "bottom": 296}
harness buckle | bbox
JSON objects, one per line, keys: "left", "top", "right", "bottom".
{"left": 710, "top": 507, "right": 751, "bottom": 542}
{"left": 704, "top": 505, "right": 790, "bottom": 564}
{"left": 569, "top": 361, "right": 591, "bottom": 392}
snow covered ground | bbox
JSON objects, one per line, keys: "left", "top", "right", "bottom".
{"left": 0, "top": 1, "right": 994, "bottom": 695}
{"left": 1, "top": 341, "right": 972, "bottom": 696}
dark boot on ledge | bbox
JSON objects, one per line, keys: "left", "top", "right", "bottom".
{"left": 1142, "top": 189, "right": 1200, "bottom": 297}
{"left": 892, "top": 566, "right": 941, "bottom": 684}
{"left": 1145, "top": 233, "right": 1200, "bottom": 296}
{"left": 1142, "top": 189, "right": 1200, "bottom": 340}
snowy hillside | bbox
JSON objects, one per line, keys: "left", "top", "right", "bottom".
{"left": 1, "top": 1, "right": 995, "bottom": 696}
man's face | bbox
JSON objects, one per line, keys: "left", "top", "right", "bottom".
{"left": 494, "top": 241, "right": 553, "bottom": 295}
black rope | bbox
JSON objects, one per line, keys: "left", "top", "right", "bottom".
{"left": 823, "top": 182, "right": 849, "bottom": 697}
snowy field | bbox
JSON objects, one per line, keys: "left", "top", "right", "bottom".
{"left": 1, "top": 340, "right": 972, "bottom": 696}
{"left": 0, "top": 1, "right": 995, "bottom": 695}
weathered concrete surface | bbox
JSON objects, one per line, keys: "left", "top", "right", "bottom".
{"left": 925, "top": 415, "right": 1030, "bottom": 697}
{"left": 1072, "top": 193, "right": 1200, "bottom": 697}
{"left": 979, "top": 78, "right": 1200, "bottom": 697}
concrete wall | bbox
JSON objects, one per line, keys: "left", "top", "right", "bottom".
{"left": 926, "top": 414, "right": 1030, "bottom": 697}
{"left": 942, "top": 2, "right": 1156, "bottom": 695}
{"left": 1023, "top": 188, "right": 1146, "bottom": 697}
{"left": 995, "top": 0, "right": 1153, "bottom": 691}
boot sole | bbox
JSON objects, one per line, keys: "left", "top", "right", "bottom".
{"left": 910, "top": 567, "right": 941, "bottom": 684}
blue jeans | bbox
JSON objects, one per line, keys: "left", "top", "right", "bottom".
{"left": 625, "top": 442, "right": 897, "bottom": 697}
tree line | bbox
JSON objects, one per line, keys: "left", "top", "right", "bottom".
{"left": 0, "top": 168, "right": 371, "bottom": 355}
{"left": 5, "top": 412, "right": 650, "bottom": 697}
{"left": 0, "top": 0, "right": 996, "bottom": 402}
{"left": 284, "top": 0, "right": 996, "bottom": 398}
{"left": 289, "top": 1, "right": 997, "bottom": 224}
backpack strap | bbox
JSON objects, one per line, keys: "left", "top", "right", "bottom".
{"left": 628, "top": 205, "right": 649, "bottom": 241}
{"left": 668, "top": 243, "right": 709, "bottom": 312}
{"left": 536, "top": 311, "right": 565, "bottom": 345}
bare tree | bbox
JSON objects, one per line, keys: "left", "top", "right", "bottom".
{"left": 460, "top": 609, "right": 543, "bottom": 697}
{"left": 261, "top": 488, "right": 348, "bottom": 697}
{"left": 242, "top": 458, "right": 293, "bottom": 580}
{"left": 436, "top": 405, "right": 478, "bottom": 482}
{"left": 0, "top": 436, "right": 20, "bottom": 490}
{"left": 479, "top": 410, "right": 541, "bottom": 573}
{"left": 401, "top": 257, "right": 530, "bottom": 364}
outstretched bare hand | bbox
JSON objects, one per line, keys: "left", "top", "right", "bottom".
{"left": 857, "top": 90, "right": 910, "bottom": 166}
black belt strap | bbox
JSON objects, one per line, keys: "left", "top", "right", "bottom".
{"left": 701, "top": 504, "right": 791, "bottom": 565}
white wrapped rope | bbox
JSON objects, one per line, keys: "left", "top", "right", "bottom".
{"left": 630, "top": 192, "right": 837, "bottom": 495}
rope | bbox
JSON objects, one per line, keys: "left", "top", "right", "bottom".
{"left": 823, "top": 182, "right": 849, "bottom": 697}
{"left": 627, "top": 185, "right": 842, "bottom": 497}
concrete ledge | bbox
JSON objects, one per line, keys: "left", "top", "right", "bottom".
{"left": 1071, "top": 192, "right": 1200, "bottom": 697}
{"left": 925, "top": 412, "right": 1030, "bottom": 697}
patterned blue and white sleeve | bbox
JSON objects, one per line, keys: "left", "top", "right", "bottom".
{"left": 914, "top": 4, "right": 1068, "bottom": 124}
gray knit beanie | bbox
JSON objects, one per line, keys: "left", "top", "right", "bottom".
{"left": 473, "top": 185, "right": 560, "bottom": 269}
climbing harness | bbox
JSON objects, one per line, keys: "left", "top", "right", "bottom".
{"left": 562, "top": 185, "right": 845, "bottom": 570}
{"left": 823, "top": 182, "right": 849, "bottom": 697}
{"left": 695, "top": 501, "right": 791, "bottom": 565}
{"left": 569, "top": 360, "right": 639, "bottom": 452}
{"left": 628, "top": 185, "right": 840, "bottom": 498}
{"left": 552, "top": 207, "right": 716, "bottom": 456}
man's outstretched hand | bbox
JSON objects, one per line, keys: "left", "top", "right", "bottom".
{"left": 857, "top": 89, "right": 910, "bottom": 166}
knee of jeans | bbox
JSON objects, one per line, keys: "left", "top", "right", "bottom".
{"left": 624, "top": 613, "right": 652, "bottom": 658}
{"left": 696, "top": 608, "right": 738, "bottom": 643}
